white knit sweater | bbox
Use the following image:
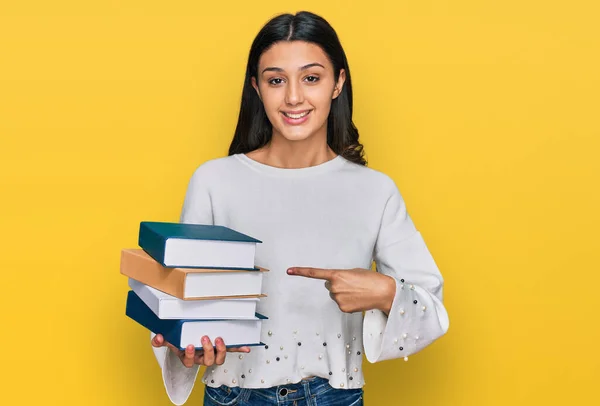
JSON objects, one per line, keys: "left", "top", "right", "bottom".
{"left": 151, "top": 153, "right": 449, "bottom": 405}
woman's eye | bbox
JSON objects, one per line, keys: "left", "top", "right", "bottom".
{"left": 268, "top": 78, "right": 284, "bottom": 85}
{"left": 305, "top": 75, "right": 319, "bottom": 83}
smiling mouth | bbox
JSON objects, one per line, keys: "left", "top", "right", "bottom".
{"left": 282, "top": 110, "right": 311, "bottom": 119}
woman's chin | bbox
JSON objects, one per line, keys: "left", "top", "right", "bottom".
{"left": 275, "top": 129, "right": 314, "bottom": 142}
{"left": 283, "top": 133, "right": 313, "bottom": 142}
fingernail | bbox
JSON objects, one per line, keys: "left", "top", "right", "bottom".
{"left": 287, "top": 268, "right": 294, "bottom": 274}
{"left": 187, "top": 345, "right": 194, "bottom": 352}
{"left": 202, "top": 336, "right": 209, "bottom": 344}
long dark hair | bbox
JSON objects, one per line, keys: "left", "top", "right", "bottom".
{"left": 227, "top": 11, "right": 367, "bottom": 166}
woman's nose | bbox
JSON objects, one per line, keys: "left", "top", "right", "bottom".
{"left": 285, "top": 81, "right": 304, "bottom": 105}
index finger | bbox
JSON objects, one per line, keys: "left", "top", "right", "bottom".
{"left": 287, "top": 267, "right": 335, "bottom": 280}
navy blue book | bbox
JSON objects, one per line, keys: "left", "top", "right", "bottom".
{"left": 138, "top": 221, "right": 262, "bottom": 269}
{"left": 125, "top": 290, "right": 266, "bottom": 350}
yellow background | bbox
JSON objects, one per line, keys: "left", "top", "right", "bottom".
{"left": 1, "top": 1, "right": 598, "bottom": 405}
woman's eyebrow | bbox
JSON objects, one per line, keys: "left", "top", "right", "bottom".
{"left": 261, "top": 63, "right": 325, "bottom": 74}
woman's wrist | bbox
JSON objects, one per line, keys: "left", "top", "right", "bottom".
{"left": 378, "top": 275, "right": 397, "bottom": 315}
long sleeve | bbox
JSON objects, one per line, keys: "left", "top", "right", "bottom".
{"left": 150, "top": 165, "right": 214, "bottom": 405}
{"left": 362, "top": 178, "right": 449, "bottom": 363}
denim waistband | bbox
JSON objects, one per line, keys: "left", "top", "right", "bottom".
{"left": 234, "top": 376, "right": 361, "bottom": 404}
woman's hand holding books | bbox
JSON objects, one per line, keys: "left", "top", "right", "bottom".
{"left": 151, "top": 333, "right": 251, "bottom": 368}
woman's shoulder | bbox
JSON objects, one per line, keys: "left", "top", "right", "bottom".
{"left": 183, "top": 155, "right": 241, "bottom": 190}
{"left": 340, "top": 157, "right": 397, "bottom": 190}
{"left": 189, "top": 155, "right": 240, "bottom": 175}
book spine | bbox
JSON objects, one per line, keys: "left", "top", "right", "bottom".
{"left": 125, "top": 290, "right": 184, "bottom": 348}
{"left": 138, "top": 222, "right": 167, "bottom": 266}
{"left": 172, "top": 269, "right": 187, "bottom": 299}
{"left": 129, "top": 280, "right": 161, "bottom": 317}
{"left": 120, "top": 250, "right": 187, "bottom": 300}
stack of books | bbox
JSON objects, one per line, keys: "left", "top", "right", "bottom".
{"left": 122, "top": 221, "right": 268, "bottom": 350}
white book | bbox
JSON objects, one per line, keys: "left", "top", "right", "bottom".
{"left": 128, "top": 278, "right": 259, "bottom": 319}
{"left": 165, "top": 239, "right": 256, "bottom": 269}
{"left": 179, "top": 317, "right": 265, "bottom": 349}
{"left": 183, "top": 269, "right": 265, "bottom": 298}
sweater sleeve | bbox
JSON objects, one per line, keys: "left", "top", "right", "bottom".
{"left": 362, "top": 179, "right": 449, "bottom": 363}
{"left": 150, "top": 165, "right": 214, "bottom": 405}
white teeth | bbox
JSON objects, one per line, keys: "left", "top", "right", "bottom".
{"left": 284, "top": 111, "right": 309, "bottom": 119}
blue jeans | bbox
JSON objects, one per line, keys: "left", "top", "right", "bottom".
{"left": 203, "top": 376, "right": 364, "bottom": 406}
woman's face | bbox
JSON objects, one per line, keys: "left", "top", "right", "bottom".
{"left": 252, "top": 41, "right": 345, "bottom": 144}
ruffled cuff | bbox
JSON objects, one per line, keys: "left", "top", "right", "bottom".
{"left": 362, "top": 278, "right": 449, "bottom": 362}
{"left": 151, "top": 332, "right": 200, "bottom": 405}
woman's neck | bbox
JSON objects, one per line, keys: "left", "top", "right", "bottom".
{"left": 246, "top": 135, "right": 338, "bottom": 169}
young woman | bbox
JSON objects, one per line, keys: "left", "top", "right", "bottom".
{"left": 150, "top": 11, "right": 449, "bottom": 406}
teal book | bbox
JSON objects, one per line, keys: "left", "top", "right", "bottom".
{"left": 125, "top": 290, "right": 266, "bottom": 350}
{"left": 138, "top": 221, "right": 262, "bottom": 269}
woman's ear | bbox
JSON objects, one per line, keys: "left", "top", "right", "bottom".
{"left": 332, "top": 69, "right": 346, "bottom": 100}
{"left": 251, "top": 77, "right": 262, "bottom": 101}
